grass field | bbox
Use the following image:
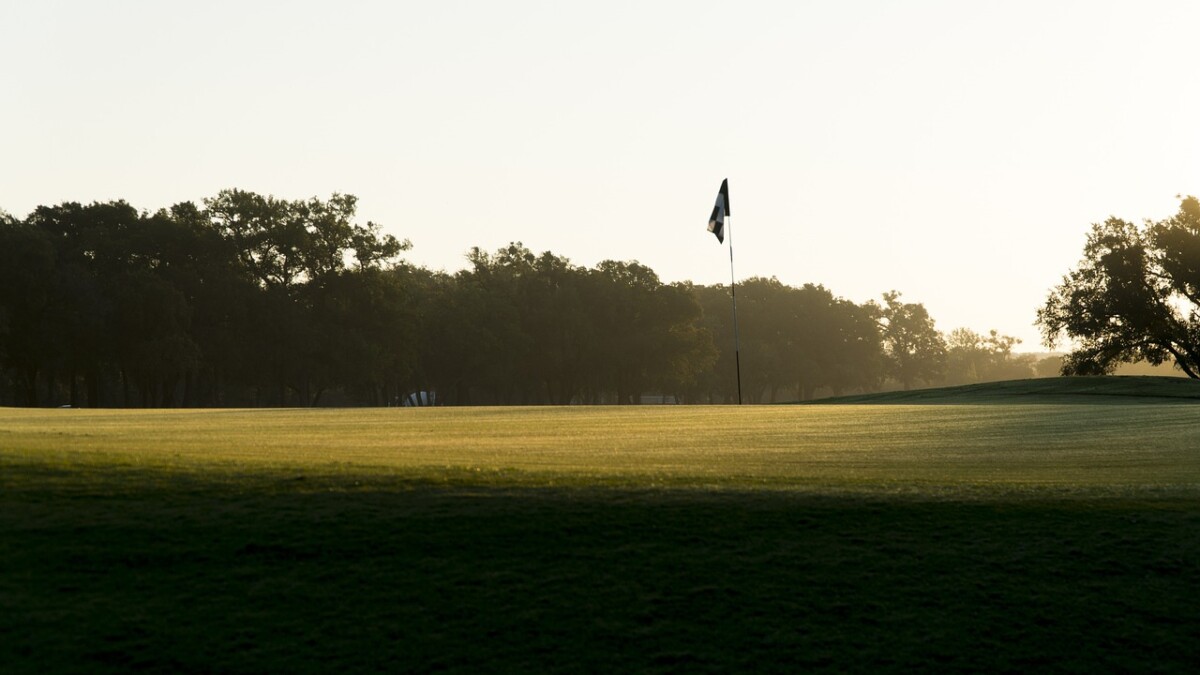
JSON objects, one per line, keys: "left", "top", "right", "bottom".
{"left": 3, "top": 377, "right": 1199, "bottom": 672}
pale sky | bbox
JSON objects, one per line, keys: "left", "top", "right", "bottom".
{"left": 4, "top": 0, "right": 1199, "bottom": 349}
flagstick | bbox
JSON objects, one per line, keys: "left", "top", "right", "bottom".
{"left": 728, "top": 214, "right": 743, "bottom": 405}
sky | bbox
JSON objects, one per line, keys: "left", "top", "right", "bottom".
{"left": 4, "top": 0, "right": 1200, "bottom": 349}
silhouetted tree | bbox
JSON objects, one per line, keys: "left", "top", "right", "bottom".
{"left": 734, "top": 277, "right": 791, "bottom": 403}
{"left": 154, "top": 202, "right": 260, "bottom": 406}
{"left": 579, "top": 258, "right": 712, "bottom": 404}
{"left": 1038, "top": 196, "right": 1200, "bottom": 377}
{"left": 655, "top": 282, "right": 718, "bottom": 402}
{"left": 692, "top": 284, "right": 741, "bottom": 403}
{"left": 0, "top": 215, "right": 58, "bottom": 405}
{"left": 811, "top": 292, "right": 885, "bottom": 397}
{"left": 879, "top": 291, "right": 947, "bottom": 390}
{"left": 0, "top": 191, "right": 973, "bottom": 407}
{"left": 693, "top": 280, "right": 883, "bottom": 402}
{"left": 418, "top": 246, "right": 529, "bottom": 404}
{"left": 25, "top": 200, "right": 147, "bottom": 406}
{"left": 777, "top": 283, "right": 886, "bottom": 400}
{"left": 203, "top": 189, "right": 409, "bottom": 404}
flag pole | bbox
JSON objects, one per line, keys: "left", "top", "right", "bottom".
{"left": 728, "top": 212, "right": 743, "bottom": 405}
{"left": 707, "top": 178, "right": 742, "bottom": 405}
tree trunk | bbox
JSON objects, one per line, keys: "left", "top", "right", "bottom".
{"left": 69, "top": 372, "right": 79, "bottom": 408}
{"left": 21, "top": 366, "right": 38, "bottom": 407}
{"left": 86, "top": 370, "right": 101, "bottom": 408}
{"left": 182, "top": 372, "right": 194, "bottom": 407}
{"left": 162, "top": 376, "right": 177, "bottom": 407}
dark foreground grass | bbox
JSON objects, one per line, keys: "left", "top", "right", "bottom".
{"left": 3, "top": 466, "right": 1199, "bottom": 673}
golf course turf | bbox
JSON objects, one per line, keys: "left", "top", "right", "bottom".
{"left": 2, "top": 377, "right": 1199, "bottom": 672}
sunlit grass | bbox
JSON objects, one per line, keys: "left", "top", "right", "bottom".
{"left": 3, "top": 404, "right": 1198, "bottom": 493}
{"left": 4, "top": 396, "right": 1200, "bottom": 672}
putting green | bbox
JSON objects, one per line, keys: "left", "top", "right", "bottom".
{"left": 3, "top": 400, "right": 1197, "bottom": 493}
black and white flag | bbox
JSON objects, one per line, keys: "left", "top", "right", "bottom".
{"left": 707, "top": 178, "right": 730, "bottom": 243}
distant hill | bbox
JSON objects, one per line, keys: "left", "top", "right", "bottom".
{"left": 801, "top": 376, "right": 1200, "bottom": 405}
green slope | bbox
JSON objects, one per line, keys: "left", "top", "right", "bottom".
{"left": 802, "top": 375, "right": 1200, "bottom": 404}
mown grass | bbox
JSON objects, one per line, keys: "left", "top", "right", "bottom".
{"left": 3, "top": 399, "right": 1199, "bottom": 490}
{"left": 2, "top": 386, "right": 1199, "bottom": 672}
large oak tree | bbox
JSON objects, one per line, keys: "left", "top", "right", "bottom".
{"left": 1038, "top": 196, "right": 1200, "bottom": 378}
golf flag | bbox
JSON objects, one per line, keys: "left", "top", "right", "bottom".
{"left": 707, "top": 179, "right": 730, "bottom": 243}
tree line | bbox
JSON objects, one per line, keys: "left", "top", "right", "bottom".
{"left": 0, "top": 190, "right": 1039, "bottom": 408}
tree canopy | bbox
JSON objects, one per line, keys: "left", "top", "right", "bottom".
{"left": 1038, "top": 196, "right": 1200, "bottom": 378}
{"left": 878, "top": 291, "right": 947, "bottom": 390}
{"left": 0, "top": 189, "right": 1033, "bottom": 407}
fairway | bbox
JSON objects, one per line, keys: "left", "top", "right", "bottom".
{"left": 3, "top": 402, "right": 1199, "bottom": 491}
{"left": 4, "top": 394, "right": 1200, "bottom": 673}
